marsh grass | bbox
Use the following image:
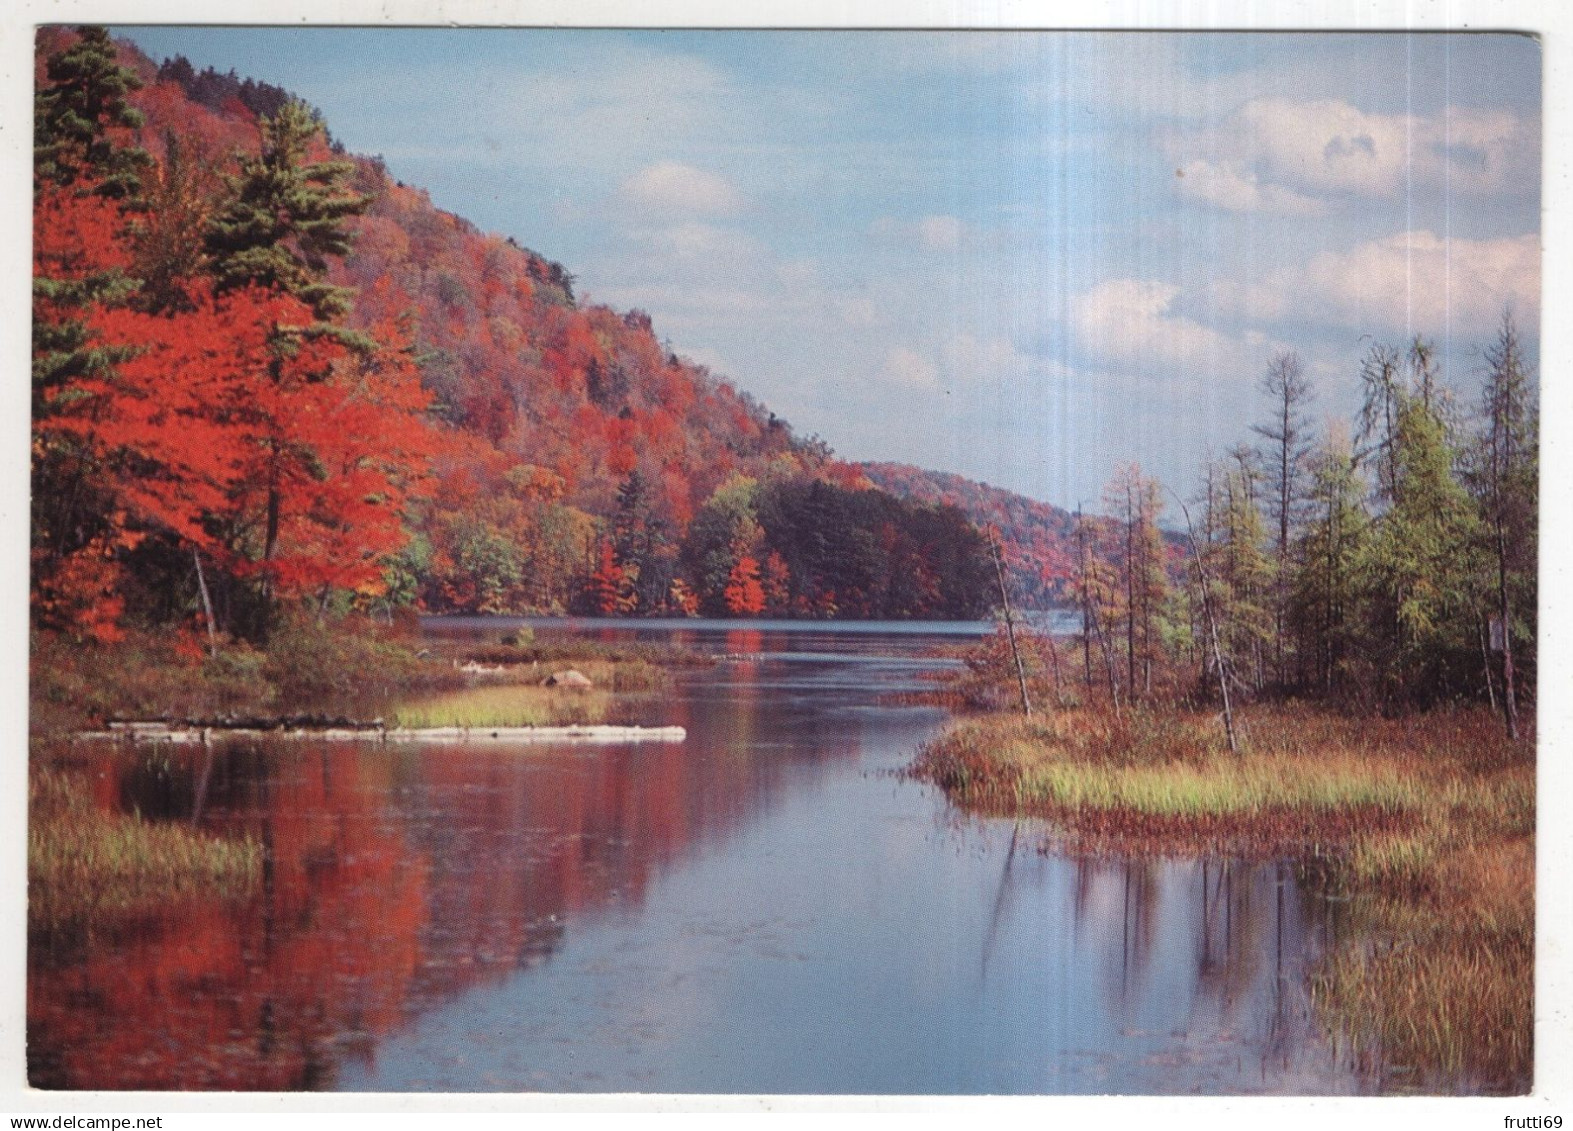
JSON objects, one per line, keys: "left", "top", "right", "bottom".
{"left": 30, "top": 622, "right": 678, "bottom": 738}
{"left": 913, "top": 703, "right": 1535, "bottom": 1093}
{"left": 918, "top": 707, "right": 1424, "bottom": 854}
{"left": 391, "top": 679, "right": 615, "bottom": 728}
{"left": 29, "top": 767, "right": 261, "bottom": 937}
{"left": 1311, "top": 836, "right": 1533, "bottom": 1093}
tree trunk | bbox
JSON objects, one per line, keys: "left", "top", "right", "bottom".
{"left": 259, "top": 477, "right": 281, "bottom": 636}
{"left": 1125, "top": 482, "right": 1136, "bottom": 695}
{"left": 1173, "top": 492, "right": 1238, "bottom": 755}
{"left": 1478, "top": 614, "right": 1498, "bottom": 714}
{"left": 1045, "top": 623, "right": 1064, "bottom": 707}
{"left": 193, "top": 548, "right": 219, "bottom": 657}
{"left": 1078, "top": 513, "right": 1093, "bottom": 693}
{"left": 1496, "top": 526, "right": 1519, "bottom": 740}
{"left": 989, "top": 528, "right": 1032, "bottom": 718}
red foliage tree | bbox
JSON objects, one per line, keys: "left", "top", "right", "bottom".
{"left": 724, "top": 555, "right": 766, "bottom": 617}
{"left": 582, "top": 541, "right": 637, "bottom": 616}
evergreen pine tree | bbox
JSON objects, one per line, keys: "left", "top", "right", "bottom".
{"left": 34, "top": 25, "right": 152, "bottom": 200}
{"left": 33, "top": 27, "right": 150, "bottom": 409}
{"left": 205, "top": 98, "right": 370, "bottom": 330}
{"left": 1468, "top": 310, "right": 1537, "bottom": 737}
{"left": 201, "top": 98, "right": 375, "bottom": 628}
{"left": 31, "top": 27, "right": 150, "bottom": 615}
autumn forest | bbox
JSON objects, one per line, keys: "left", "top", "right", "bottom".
{"left": 32, "top": 25, "right": 1536, "bottom": 724}
{"left": 33, "top": 27, "right": 1009, "bottom": 655}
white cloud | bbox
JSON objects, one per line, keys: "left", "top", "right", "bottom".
{"left": 1236, "top": 98, "right": 1409, "bottom": 197}
{"left": 620, "top": 161, "right": 744, "bottom": 217}
{"left": 867, "top": 329, "right": 1057, "bottom": 398}
{"left": 1174, "top": 159, "right": 1325, "bottom": 216}
{"left": 1167, "top": 97, "right": 1537, "bottom": 212}
{"left": 1071, "top": 279, "right": 1261, "bottom": 377}
{"left": 1214, "top": 230, "right": 1540, "bottom": 336}
{"left": 935, "top": 333, "right": 1046, "bottom": 386}
{"left": 1299, "top": 230, "right": 1540, "bottom": 334}
{"left": 1209, "top": 277, "right": 1291, "bottom": 325}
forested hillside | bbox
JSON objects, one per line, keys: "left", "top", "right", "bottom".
{"left": 861, "top": 462, "right": 1081, "bottom": 608}
{"left": 31, "top": 26, "right": 1011, "bottom": 642}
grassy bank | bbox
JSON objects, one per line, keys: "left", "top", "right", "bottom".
{"left": 393, "top": 678, "right": 608, "bottom": 729}
{"left": 29, "top": 767, "right": 262, "bottom": 938}
{"left": 28, "top": 618, "right": 462, "bottom": 737}
{"left": 29, "top": 620, "right": 697, "bottom": 944}
{"left": 913, "top": 704, "right": 1534, "bottom": 1093}
{"left": 30, "top": 619, "right": 699, "bottom": 736}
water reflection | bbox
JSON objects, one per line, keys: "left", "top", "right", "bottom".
{"left": 29, "top": 628, "right": 1361, "bottom": 1094}
{"left": 29, "top": 665, "right": 850, "bottom": 1090}
{"left": 1059, "top": 856, "right": 1332, "bottom": 1090}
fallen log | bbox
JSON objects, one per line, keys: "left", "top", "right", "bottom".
{"left": 76, "top": 721, "right": 686, "bottom": 745}
{"left": 107, "top": 714, "right": 382, "bottom": 732}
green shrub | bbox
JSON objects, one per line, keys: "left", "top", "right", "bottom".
{"left": 261, "top": 614, "right": 453, "bottom": 706}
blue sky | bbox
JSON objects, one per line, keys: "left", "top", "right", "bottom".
{"left": 113, "top": 27, "right": 1542, "bottom": 512}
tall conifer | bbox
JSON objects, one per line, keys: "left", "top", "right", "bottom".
{"left": 206, "top": 98, "right": 369, "bottom": 330}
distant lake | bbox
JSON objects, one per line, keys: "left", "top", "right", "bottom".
{"left": 30, "top": 619, "right": 1365, "bottom": 1094}
{"left": 421, "top": 610, "right": 1086, "bottom": 641}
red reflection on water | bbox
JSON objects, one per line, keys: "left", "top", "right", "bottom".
{"left": 30, "top": 749, "right": 427, "bottom": 1090}
{"left": 29, "top": 715, "right": 782, "bottom": 1090}
{"left": 723, "top": 628, "right": 765, "bottom": 657}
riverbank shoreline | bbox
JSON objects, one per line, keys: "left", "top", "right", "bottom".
{"left": 912, "top": 703, "right": 1534, "bottom": 1093}
{"left": 29, "top": 617, "right": 713, "bottom": 740}
{"left": 28, "top": 619, "right": 701, "bottom": 945}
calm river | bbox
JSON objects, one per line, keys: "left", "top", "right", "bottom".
{"left": 29, "top": 619, "right": 1366, "bottom": 1094}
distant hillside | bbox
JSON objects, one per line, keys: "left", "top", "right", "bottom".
{"left": 860, "top": 463, "right": 1076, "bottom": 609}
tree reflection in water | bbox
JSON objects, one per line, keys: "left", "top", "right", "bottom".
{"left": 29, "top": 628, "right": 1354, "bottom": 1094}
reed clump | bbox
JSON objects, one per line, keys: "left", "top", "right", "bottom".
{"left": 29, "top": 767, "right": 262, "bottom": 936}
{"left": 913, "top": 702, "right": 1534, "bottom": 1093}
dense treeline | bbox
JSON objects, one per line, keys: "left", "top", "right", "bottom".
{"left": 31, "top": 24, "right": 1536, "bottom": 690}
{"left": 155, "top": 54, "right": 295, "bottom": 125}
{"left": 30, "top": 26, "right": 994, "bottom": 649}
{"left": 1065, "top": 336, "right": 1536, "bottom": 730}
{"left": 673, "top": 476, "right": 991, "bottom": 619}
{"left": 860, "top": 462, "right": 1079, "bottom": 608}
